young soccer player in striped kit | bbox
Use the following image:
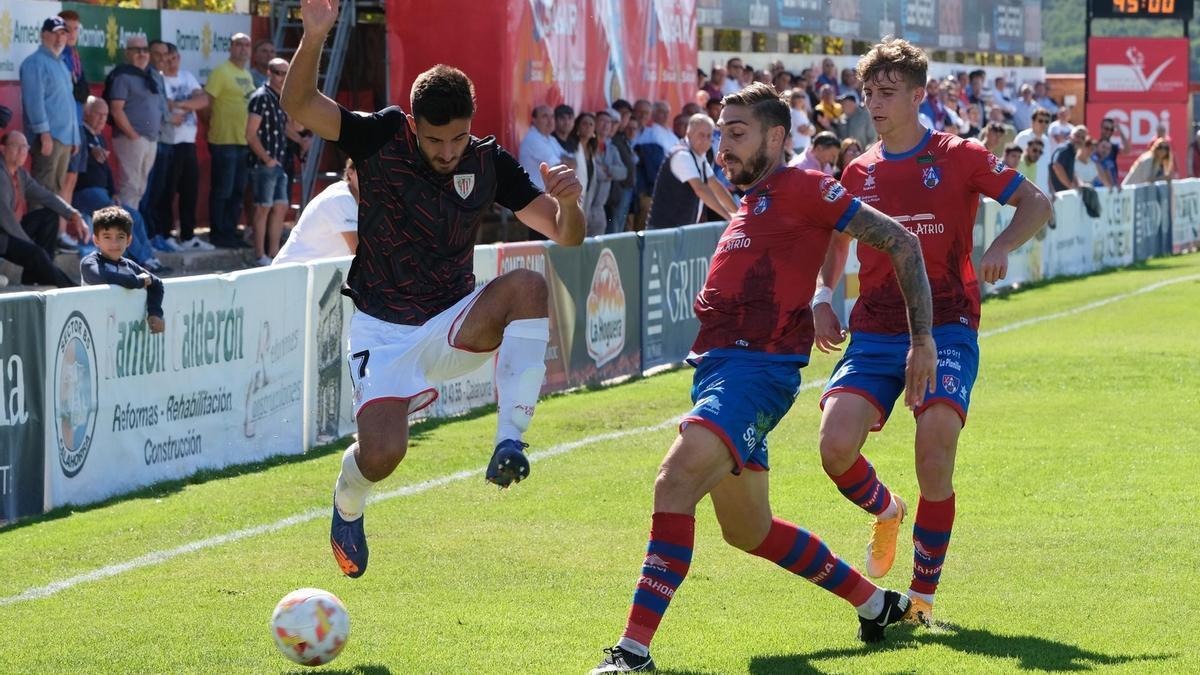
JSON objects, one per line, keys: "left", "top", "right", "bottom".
{"left": 813, "top": 38, "right": 1051, "bottom": 627}
{"left": 591, "top": 82, "right": 939, "bottom": 673}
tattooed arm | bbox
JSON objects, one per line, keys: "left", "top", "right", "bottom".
{"left": 842, "top": 202, "right": 937, "bottom": 407}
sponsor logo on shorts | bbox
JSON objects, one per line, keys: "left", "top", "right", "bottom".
{"left": 937, "top": 357, "right": 961, "bottom": 371}
{"left": 941, "top": 374, "right": 960, "bottom": 394}
{"left": 697, "top": 395, "right": 722, "bottom": 415}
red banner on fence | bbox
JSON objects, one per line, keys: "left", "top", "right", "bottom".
{"left": 1087, "top": 37, "right": 1190, "bottom": 103}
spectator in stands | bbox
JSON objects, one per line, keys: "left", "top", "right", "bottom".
{"left": 836, "top": 92, "right": 876, "bottom": 149}
{"left": 519, "top": 105, "right": 570, "bottom": 191}
{"left": 140, "top": 39, "right": 177, "bottom": 254}
{"left": 632, "top": 99, "right": 652, "bottom": 128}
{"left": 722, "top": 58, "right": 745, "bottom": 96}
{"left": 1123, "top": 138, "right": 1174, "bottom": 186}
{"left": 606, "top": 115, "right": 639, "bottom": 234}
{"left": 962, "top": 104, "right": 983, "bottom": 139}
{"left": 1094, "top": 138, "right": 1118, "bottom": 186}
{"left": 671, "top": 113, "right": 689, "bottom": 141}
{"left": 991, "top": 75, "right": 1016, "bottom": 118}
{"left": 771, "top": 70, "right": 791, "bottom": 95}
{"left": 646, "top": 114, "right": 734, "bottom": 229}
{"left": 966, "top": 69, "right": 987, "bottom": 120}
{"left": 815, "top": 84, "right": 842, "bottom": 132}
{"left": 1048, "top": 107, "right": 1072, "bottom": 140}
{"left": 983, "top": 122, "right": 1009, "bottom": 156}
{"left": 81, "top": 206, "right": 164, "bottom": 333}
{"left": 19, "top": 16, "right": 80, "bottom": 251}
{"left": 1034, "top": 81, "right": 1058, "bottom": 115}
{"left": 274, "top": 159, "right": 358, "bottom": 265}
{"left": 58, "top": 10, "right": 88, "bottom": 229}
{"left": 633, "top": 101, "right": 678, "bottom": 229}
{"left": 585, "top": 111, "right": 627, "bottom": 237}
{"left": 839, "top": 67, "right": 859, "bottom": 98}
{"left": 1012, "top": 83, "right": 1036, "bottom": 131}
{"left": 73, "top": 97, "right": 162, "bottom": 272}
{"left": 0, "top": 131, "right": 80, "bottom": 287}
{"left": 251, "top": 39, "right": 275, "bottom": 88}
{"left": 703, "top": 67, "right": 725, "bottom": 102}
{"left": 1015, "top": 108, "right": 1052, "bottom": 150}
{"left": 834, "top": 138, "right": 862, "bottom": 181}
{"left": 1050, "top": 125, "right": 1088, "bottom": 193}
{"left": 107, "top": 35, "right": 168, "bottom": 209}
{"left": 919, "top": 77, "right": 946, "bottom": 131}
{"left": 553, "top": 104, "right": 575, "bottom": 149}
{"left": 816, "top": 57, "right": 838, "bottom": 89}
{"left": 788, "top": 130, "right": 839, "bottom": 175}
{"left": 156, "top": 43, "right": 211, "bottom": 251}
{"left": 1003, "top": 143, "right": 1023, "bottom": 169}
{"left": 1075, "top": 136, "right": 1113, "bottom": 190}
{"left": 1017, "top": 138, "right": 1045, "bottom": 188}
{"left": 247, "top": 57, "right": 305, "bottom": 266}
{"left": 612, "top": 98, "right": 633, "bottom": 133}
{"left": 940, "top": 80, "right": 970, "bottom": 135}
{"left": 1096, "top": 117, "right": 1126, "bottom": 185}
{"left": 205, "top": 33, "right": 256, "bottom": 249}
{"left": 566, "top": 112, "right": 596, "bottom": 215}
{"left": 1191, "top": 129, "right": 1200, "bottom": 178}
{"left": 789, "top": 89, "right": 813, "bottom": 155}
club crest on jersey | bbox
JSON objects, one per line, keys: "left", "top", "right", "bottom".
{"left": 753, "top": 193, "right": 770, "bottom": 215}
{"left": 453, "top": 173, "right": 475, "bottom": 199}
{"left": 819, "top": 176, "right": 845, "bottom": 202}
{"left": 942, "top": 374, "right": 960, "bottom": 394}
{"left": 922, "top": 166, "right": 941, "bottom": 189}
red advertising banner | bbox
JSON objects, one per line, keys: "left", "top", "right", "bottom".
{"left": 1086, "top": 101, "right": 1190, "bottom": 175}
{"left": 1088, "top": 37, "right": 1190, "bottom": 103}
{"left": 386, "top": 0, "right": 696, "bottom": 150}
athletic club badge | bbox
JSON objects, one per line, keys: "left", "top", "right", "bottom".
{"left": 453, "top": 173, "right": 475, "bottom": 199}
{"left": 921, "top": 166, "right": 941, "bottom": 189}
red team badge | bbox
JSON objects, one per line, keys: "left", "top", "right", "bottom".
{"left": 453, "top": 173, "right": 475, "bottom": 199}
{"left": 819, "top": 176, "right": 846, "bottom": 202}
{"left": 942, "top": 374, "right": 960, "bottom": 394}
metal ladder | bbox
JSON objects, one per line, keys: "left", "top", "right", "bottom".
{"left": 271, "top": 0, "right": 357, "bottom": 205}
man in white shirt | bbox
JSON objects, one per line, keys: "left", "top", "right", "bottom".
{"left": 273, "top": 159, "right": 358, "bottom": 265}
{"left": 156, "top": 43, "right": 212, "bottom": 250}
{"left": 721, "top": 57, "right": 745, "bottom": 97}
{"left": 518, "top": 105, "right": 569, "bottom": 191}
{"left": 1047, "top": 107, "right": 1073, "bottom": 140}
{"left": 635, "top": 101, "right": 680, "bottom": 157}
{"left": 1014, "top": 109, "right": 1054, "bottom": 196}
{"left": 1011, "top": 84, "right": 1036, "bottom": 131}
{"left": 991, "top": 76, "right": 1016, "bottom": 117}
{"left": 645, "top": 114, "right": 735, "bottom": 229}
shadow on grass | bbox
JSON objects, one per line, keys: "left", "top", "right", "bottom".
{"left": 0, "top": 435, "right": 356, "bottom": 533}
{"left": 747, "top": 622, "right": 1177, "bottom": 673}
{"left": 283, "top": 665, "right": 392, "bottom": 675}
{"left": 982, "top": 259, "right": 1167, "bottom": 304}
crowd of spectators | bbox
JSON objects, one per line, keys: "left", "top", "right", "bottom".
{"left": 1, "top": 13, "right": 317, "bottom": 289}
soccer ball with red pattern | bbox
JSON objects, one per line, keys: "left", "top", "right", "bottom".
{"left": 270, "top": 588, "right": 350, "bottom": 666}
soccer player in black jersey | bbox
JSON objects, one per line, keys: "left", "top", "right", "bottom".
{"left": 283, "top": 0, "right": 585, "bottom": 579}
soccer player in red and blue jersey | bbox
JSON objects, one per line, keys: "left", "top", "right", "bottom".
{"left": 592, "top": 83, "right": 938, "bottom": 673}
{"left": 812, "top": 39, "right": 1052, "bottom": 628}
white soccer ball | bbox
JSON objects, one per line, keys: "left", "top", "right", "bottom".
{"left": 270, "top": 587, "right": 350, "bottom": 666}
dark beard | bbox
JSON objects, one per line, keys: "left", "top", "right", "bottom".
{"left": 724, "top": 140, "right": 771, "bottom": 187}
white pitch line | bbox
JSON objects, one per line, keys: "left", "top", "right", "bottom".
{"left": 3, "top": 272, "right": 1196, "bottom": 607}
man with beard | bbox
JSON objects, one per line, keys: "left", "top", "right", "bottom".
{"left": 590, "top": 82, "right": 936, "bottom": 673}
{"left": 283, "top": 0, "right": 585, "bottom": 580}
{"left": 812, "top": 38, "right": 1051, "bottom": 629}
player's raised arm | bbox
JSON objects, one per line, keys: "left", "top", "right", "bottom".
{"left": 280, "top": 0, "right": 343, "bottom": 141}
{"left": 842, "top": 202, "right": 937, "bottom": 407}
{"left": 514, "top": 162, "right": 586, "bottom": 247}
{"left": 978, "top": 180, "right": 1052, "bottom": 284}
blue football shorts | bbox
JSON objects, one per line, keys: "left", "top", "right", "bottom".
{"left": 681, "top": 355, "right": 803, "bottom": 473}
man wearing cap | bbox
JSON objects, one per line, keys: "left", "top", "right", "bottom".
{"left": 18, "top": 17, "right": 80, "bottom": 220}
{"left": 836, "top": 92, "right": 876, "bottom": 149}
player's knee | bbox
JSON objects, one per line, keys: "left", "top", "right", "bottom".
{"left": 355, "top": 434, "right": 407, "bottom": 479}
{"left": 718, "top": 520, "right": 768, "bottom": 551}
{"left": 504, "top": 268, "right": 548, "bottom": 314}
{"left": 818, "top": 426, "right": 862, "bottom": 473}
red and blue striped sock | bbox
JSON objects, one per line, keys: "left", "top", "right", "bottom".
{"left": 750, "top": 517, "right": 877, "bottom": 606}
{"left": 910, "top": 493, "right": 956, "bottom": 597}
{"left": 827, "top": 455, "right": 894, "bottom": 516}
{"left": 621, "top": 512, "right": 695, "bottom": 649}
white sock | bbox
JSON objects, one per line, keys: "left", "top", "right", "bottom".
{"left": 908, "top": 590, "right": 935, "bottom": 604}
{"left": 876, "top": 494, "right": 899, "bottom": 521}
{"left": 494, "top": 318, "right": 549, "bottom": 445}
{"left": 616, "top": 636, "right": 649, "bottom": 657}
{"left": 333, "top": 444, "right": 374, "bottom": 521}
{"left": 855, "top": 587, "right": 886, "bottom": 618}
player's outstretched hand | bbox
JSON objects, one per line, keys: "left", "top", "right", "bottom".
{"left": 904, "top": 334, "right": 937, "bottom": 409}
{"left": 540, "top": 162, "right": 583, "bottom": 203}
{"left": 812, "top": 302, "right": 846, "bottom": 353}
{"left": 147, "top": 315, "right": 165, "bottom": 334}
{"left": 301, "top": 0, "right": 339, "bottom": 36}
{"left": 978, "top": 244, "right": 1008, "bottom": 284}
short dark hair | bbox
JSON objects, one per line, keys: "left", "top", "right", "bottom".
{"left": 553, "top": 104, "right": 574, "bottom": 119}
{"left": 410, "top": 65, "right": 476, "bottom": 125}
{"left": 165, "top": 42, "right": 179, "bottom": 55}
{"left": 811, "top": 131, "right": 841, "bottom": 148}
{"left": 57, "top": 9, "right": 80, "bottom": 21}
{"left": 1004, "top": 143, "right": 1022, "bottom": 155}
{"left": 857, "top": 37, "right": 928, "bottom": 90}
{"left": 720, "top": 82, "right": 790, "bottom": 138}
{"left": 611, "top": 99, "right": 632, "bottom": 113}
{"left": 149, "top": 39, "right": 166, "bottom": 50}
{"left": 92, "top": 206, "right": 133, "bottom": 236}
